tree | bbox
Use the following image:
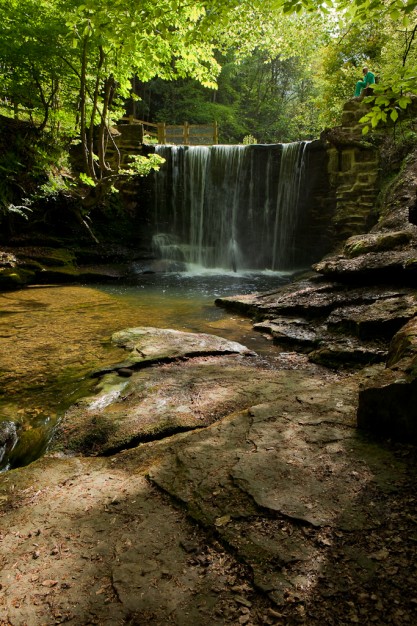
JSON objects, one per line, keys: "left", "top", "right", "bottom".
{"left": 276, "top": 0, "right": 417, "bottom": 132}
{"left": 3, "top": 0, "right": 309, "bottom": 215}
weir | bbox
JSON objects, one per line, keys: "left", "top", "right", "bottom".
{"left": 152, "top": 142, "right": 324, "bottom": 272}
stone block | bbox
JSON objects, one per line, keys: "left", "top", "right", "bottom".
{"left": 354, "top": 149, "right": 378, "bottom": 164}
{"left": 341, "top": 111, "right": 357, "bottom": 126}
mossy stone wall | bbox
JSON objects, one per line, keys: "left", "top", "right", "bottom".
{"left": 326, "top": 100, "right": 381, "bottom": 243}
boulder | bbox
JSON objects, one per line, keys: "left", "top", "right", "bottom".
{"left": 343, "top": 230, "right": 413, "bottom": 258}
{"left": 357, "top": 316, "right": 417, "bottom": 442}
{"left": 93, "top": 326, "right": 254, "bottom": 374}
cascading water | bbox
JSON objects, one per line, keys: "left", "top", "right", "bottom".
{"left": 152, "top": 142, "right": 311, "bottom": 272}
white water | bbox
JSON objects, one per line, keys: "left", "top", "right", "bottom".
{"left": 153, "top": 143, "right": 310, "bottom": 271}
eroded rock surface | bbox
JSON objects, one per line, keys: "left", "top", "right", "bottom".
{"left": 55, "top": 356, "right": 288, "bottom": 455}
{"left": 148, "top": 370, "right": 408, "bottom": 606}
{"left": 53, "top": 328, "right": 260, "bottom": 455}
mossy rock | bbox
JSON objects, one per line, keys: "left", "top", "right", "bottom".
{"left": 7, "top": 426, "right": 48, "bottom": 469}
{"left": 31, "top": 266, "right": 80, "bottom": 283}
{"left": 19, "top": 247, "right": 76, "bottom": 267}
{"left": 0, "top": 267, "right": 34, "bottom": 290}
{"left": 344, "top": 231, "right": 412, "bottom": 258}
{"left": 386, "top": 316, "right": 417, "bottom": 367}
{"left": 68, "top": 414, "right": 119, "bottom": 455}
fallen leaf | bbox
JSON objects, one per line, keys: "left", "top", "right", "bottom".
{"left": 214, "top": 514, "right": 231, "bottom": 527}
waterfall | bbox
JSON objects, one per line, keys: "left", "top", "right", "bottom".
{"left": 152, "top": 142, "right": 311, "bottom": 271}
{"left": 271, "top": 142, "right": 309, "bottom": 270}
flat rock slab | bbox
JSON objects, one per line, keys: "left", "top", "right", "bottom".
{"left": 54, "top": 327, "right": 259, "bottom": 455}
{"left": 54, "top": 356, "right": 289, "bottom": 456}
{"left": 254, "top": 317, "right": 321, "bottom": 348}
{"left": 313, "top": 249, "right": 417, "bottom": 279}
{"left": 0, "top": 456, "right": 267, "bottom": 625}
{"left": 253, "top": 317, "right": 387, "bottom": 365}
{"left": 217, "top": 283, "right": 415, "bottom": 367}
{"left": 148, "top": 371, "right": 405, "bottom": 603}
{"left": 1, "top": 360, "right": 416, "bottom": 623}
{"left": 95, "top": 326, "right": 253, "bottom": 374}
{"left": 327, "top": 295, "right": 417, "bottom": 339}
{"left": 216, "top": 281, "right": 411, "bottom": 320}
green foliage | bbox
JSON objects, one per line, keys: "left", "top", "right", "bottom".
{"left": 243, "top": 134, "right": 258, "bottom": 145}
{"left": 125, "top": 154, "right": 166, "bottom": 177}
{"left": 0, "top": 0, "right": 416, "bottom": 221}
{"left": 0, "top": 203, "right": 32, "bottom": 220}
{"left": 79, "top": 172, "right": 96, "bottom": 187}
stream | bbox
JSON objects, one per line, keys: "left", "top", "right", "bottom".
{"left": 0, "top": 270, "right": 289, "bottom": 470}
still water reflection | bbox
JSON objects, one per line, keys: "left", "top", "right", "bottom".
{"left": 0, "top": 271, "right": 289, "bottom": 469}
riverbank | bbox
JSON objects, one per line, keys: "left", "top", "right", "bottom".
{"left": 1, "top": 326, "right": 416, "bottom": 624}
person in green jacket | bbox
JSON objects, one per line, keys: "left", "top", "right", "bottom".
{"left": 354, "top": 67, "right": 375, "bottom": 97}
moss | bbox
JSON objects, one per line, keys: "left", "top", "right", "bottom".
{"left": 18, "top": 247, "right": 76, "bottom": 267}
{"left": 0, "top": 267, "right": 34, "bottom": 290}
{"left": 344, "top": 231, "right": 412, "bottom": 258}
{"left": 68, "top": 414, "right": 118, "bottom": 456}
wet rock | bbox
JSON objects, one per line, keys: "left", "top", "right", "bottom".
{"left": 0, "top": 267, "right": 33, "bottom": 290}
{"left": 0, "top": 420, "right": 19, "bottom": 463}
{"left": 92, "top": 326, "right": 254, "bottom": 375}
{"left": 217, "top": 281, "right": 410, "bottom": 321}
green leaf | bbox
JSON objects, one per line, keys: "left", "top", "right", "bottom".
{"left": 79, "top": 172, "right": 96, "bottom": 187}
{"left": 390, "top": 109, "right": 399, "bottom": 122}
{"left": 375, "top": 96, "right": 390, "bottom": 106}
{"left": 398, "top": 97, "right": 411, "bottom": 109}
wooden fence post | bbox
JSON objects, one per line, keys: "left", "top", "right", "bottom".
{"left": 213, "top": 121, "right": 218, "bottom": 144}
{"left": 157, "top": 122, "right": 166, "bottom": 144}
{"left": 184, "top": 121, "right": 190, "bottom": 145}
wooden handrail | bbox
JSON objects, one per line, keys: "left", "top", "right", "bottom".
{"left": 119, "top": 117, "right": 219, "bottom": 145}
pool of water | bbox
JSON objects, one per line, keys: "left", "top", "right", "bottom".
{"left": 0, "top": 270, "right": 290, "bottom": 470}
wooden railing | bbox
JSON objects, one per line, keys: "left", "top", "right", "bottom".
{"left": 120, "top": 117, "right": 219, "bottom": 145}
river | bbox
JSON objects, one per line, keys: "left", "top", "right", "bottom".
{"left": 0, "top": 270, "right": 289, "bottom": 470}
